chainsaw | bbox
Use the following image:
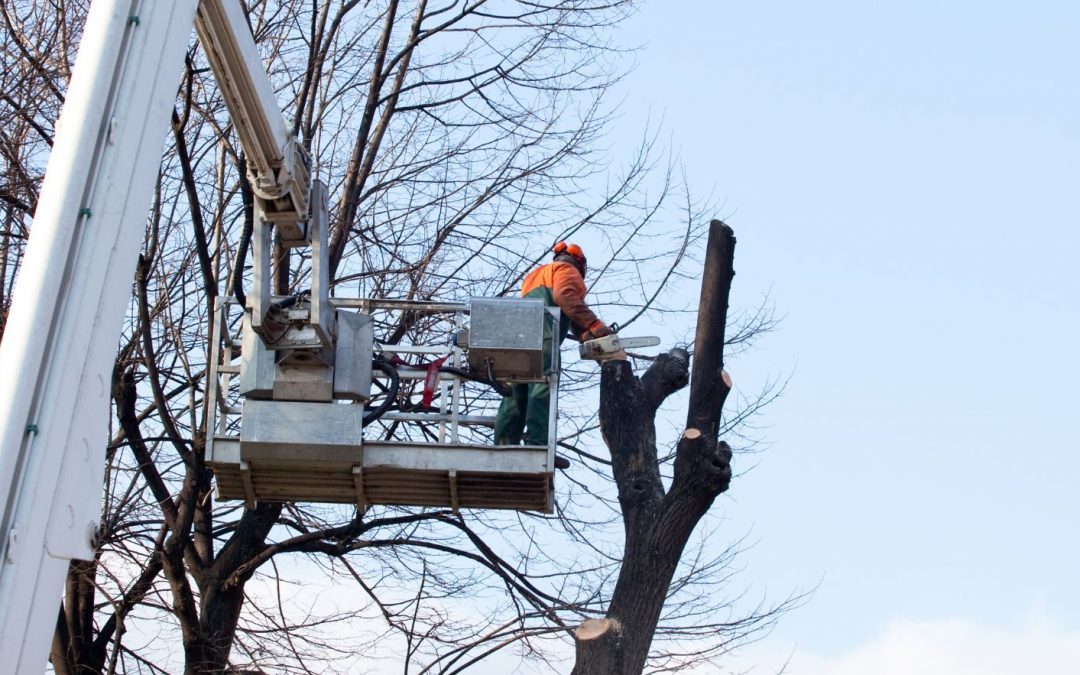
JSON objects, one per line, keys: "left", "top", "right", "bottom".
{"left": 579, "top": 333, "right": 661, "bottom": 361}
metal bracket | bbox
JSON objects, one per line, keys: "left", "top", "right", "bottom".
{"left": 87, "top": 522, "right": 102, "bottom": 551}
{"left": 448, "top": 470, "right": 460, "bottom": 514}
{"left": 351, "top": 466, "right": 368, "bottom": 515}
{"left": 4, "top": 525, "right": 18, "bottom": 564}
{"left": 239, "top": 461, "right": 256, "bottom": 509}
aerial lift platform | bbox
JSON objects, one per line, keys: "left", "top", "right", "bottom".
{"left": 206, "top": 295, "right": 560, "bottom": 513}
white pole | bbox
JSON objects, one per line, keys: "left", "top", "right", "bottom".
{"left": 0, "top": 0, "right": 198, "bottom": 669}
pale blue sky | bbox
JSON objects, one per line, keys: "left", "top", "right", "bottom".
{"left": 612, "top": 1, "right": 1079, "bottom": 670}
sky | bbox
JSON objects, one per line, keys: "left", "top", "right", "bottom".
{"left": 607, "top": 1, "right": 1080, "bottom": 672}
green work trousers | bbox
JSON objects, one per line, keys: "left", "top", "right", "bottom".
{"left": 493, "top": 381, "right": 551, "bottom": 446}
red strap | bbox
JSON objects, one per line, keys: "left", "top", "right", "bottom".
{"left": 421, "top": 355, "right": 449, "bottom": 407}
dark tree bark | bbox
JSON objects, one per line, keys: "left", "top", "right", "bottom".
{"left": 573, "top": 220, "right": 736, "bottom": 675}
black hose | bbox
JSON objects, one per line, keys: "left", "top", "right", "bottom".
{"left": 232, "top": 155, "right": 254, "bottom": 307}
{"left": 363, "top": 359, "right": 400, "bottom": 425}
{"left": 269, "top": 288, "right": 310, "bottom": 312}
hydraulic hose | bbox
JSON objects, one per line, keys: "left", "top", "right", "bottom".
{"left": 269, "top": 288, "right": 310, "bottom": 312}
{"left": 363, "top": 359, "right": 400, "bottom": 425}
{"left": 232, "top": 155, "right": 254, "bottom": 307}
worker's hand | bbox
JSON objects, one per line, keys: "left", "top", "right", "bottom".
{"left": 580, "top": 321, "right": 612, "bottom": 342}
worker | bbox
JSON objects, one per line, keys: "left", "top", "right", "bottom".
{"left": 493, "top": 242, "right": 613, "bottom": 453}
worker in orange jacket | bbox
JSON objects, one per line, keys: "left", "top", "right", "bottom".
{"left": 493, "top": 242, "right": 612, "bottom": 449}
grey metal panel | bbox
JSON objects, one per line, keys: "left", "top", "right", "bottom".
{"left": 273, "top": 349, "right": 335, "bottom": 402}
{"left": 208, "top": 437, "right": 241, "bottom": 464}
{"left": 363, "top": 442, "right": 548, "bottom": 473}
{"left": 467, "top": 297, "right": 545, "bottom": 378}
{"left": 333, "top": 310, "right": 373, "bottom": 401}
{"left": 238, "top": 311, "right": 275, "bottom": 399}
{"left": 239, "top": 399, "right": 362, "bottom": 461}
{"left": 267, "top": 322, "right": 328, "bottom": 351}
{"left": 308, "top": 180, "right": 332, "bottom": 344}
{"left": 249, "top": 205, "right": 273, "bottom": 338}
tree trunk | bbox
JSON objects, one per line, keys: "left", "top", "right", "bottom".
{"left": 574, "top": 221, "right": 736, "bottom": 674}
{"left": 184, "top": 502, "right": 282, "bottom": 673}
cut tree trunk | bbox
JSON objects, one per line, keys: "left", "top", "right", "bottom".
{"left": 573, "top": 220, "right": 736, "bottom": 675}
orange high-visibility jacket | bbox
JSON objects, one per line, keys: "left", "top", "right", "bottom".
{"left": 520, "top": 261, "right": 604, "bottom": 339}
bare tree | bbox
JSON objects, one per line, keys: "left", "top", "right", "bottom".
{"left": 572, "top": 221, "right": 765, "bottom": 673}
{"left": 1, "top": 2, "right": 788, "bottom": 673}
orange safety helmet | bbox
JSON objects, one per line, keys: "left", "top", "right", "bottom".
{"left": 552, "top": 241, "right": 587, "bottom": 270}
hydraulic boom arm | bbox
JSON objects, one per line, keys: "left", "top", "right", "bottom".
{"left": 0, "top": 0, "right": 316, "bottom": 668}
{"left": 195, "top": 0, "right": 311, "bottom": 242}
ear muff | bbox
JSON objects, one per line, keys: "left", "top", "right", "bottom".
{"left": 552, "top": 241, "right": 586, "bottom": 268}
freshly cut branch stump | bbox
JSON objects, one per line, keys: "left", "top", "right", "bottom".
{"left": 576, "top": 618, "right": 621, "bottom": 642}
{"left": 573, "top": 619, "right": 623, "bottom": 675}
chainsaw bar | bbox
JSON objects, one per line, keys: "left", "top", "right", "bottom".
{"left": 579, "top": 334, "right": 662, "bottom": 360}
